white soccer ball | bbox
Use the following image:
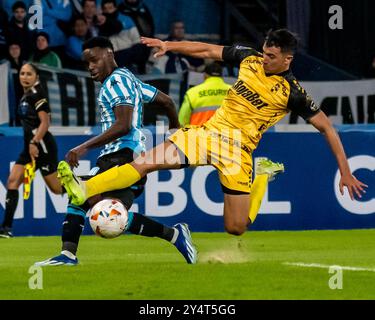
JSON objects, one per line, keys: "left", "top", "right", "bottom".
{"left": 89, "top": 199, "right": 128, "bottom": 239}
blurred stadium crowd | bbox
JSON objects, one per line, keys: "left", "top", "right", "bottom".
{"left": 0, "top": 0, "right": 374, "bottom": 127}
{"left": 0, "top": 0, "right": 208, "bottom": 74}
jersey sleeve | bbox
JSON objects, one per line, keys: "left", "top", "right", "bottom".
{"left": 222, "top": 45, "right": 262, "bottom": 66}
{"left": 32, "top": 87, "right": 50, "bottom": 114}
{"left": 138, "top": 80, "right": 158, "bottom": 103}
{"left": 103, "top": 74, "right": 136, "bottom": 109}
{"left": 287, "top": 79, "right": 320, "bottom": 120}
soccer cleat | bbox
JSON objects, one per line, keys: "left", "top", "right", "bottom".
{"left": 57, "top": 161, "right": 87, "bottom": 205}
{"left": 24, "top": 161, "right": 36, "bottom": 200}
{"left": 173, "top": 223, "right": 197, "bottom": 264}
{"left": 0, "top": 227, "right": 13, "bottom": 238}
{"left": 255, "top": 157, "right": 284, "bottom": 182}
{"left": 34, "top": 251, "right": 79, "bottom": 266}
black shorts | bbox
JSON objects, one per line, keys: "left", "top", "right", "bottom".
{"left": 80, "top": 148, "right": 146, "bottom": 211}
{"left": 16, "top": 132, "right": 58, "bottom": 177}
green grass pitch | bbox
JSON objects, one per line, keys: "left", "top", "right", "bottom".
{"left": 1, "top": 229, "right": 375, "bottom": 300}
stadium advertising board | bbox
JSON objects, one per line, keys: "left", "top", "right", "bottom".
{"left": 0, "top": 131, "right": 373, "bottom": 236}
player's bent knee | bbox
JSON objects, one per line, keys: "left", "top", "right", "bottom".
{"left": 224, "top": 223, "right": 247, "bottom": 236}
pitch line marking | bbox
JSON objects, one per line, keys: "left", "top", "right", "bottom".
{"left": 283, "top": 262, "right": 375, "bottom": 272}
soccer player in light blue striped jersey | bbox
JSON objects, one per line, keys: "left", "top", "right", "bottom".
{"left": 96, "top": 63, "right": 155, "bottom": 157}
{"left": 35, "top": 37, "right": 197, "bottom": 266}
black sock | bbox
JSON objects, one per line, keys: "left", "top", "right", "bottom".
{"left": 127, "top": 212, "right": 176, "bottom": 242}
{"left": 61, "top": 214, "right": 85, "bottom": 255}
{"left": 2, "top": 190, "right": 19, "bottom": 229}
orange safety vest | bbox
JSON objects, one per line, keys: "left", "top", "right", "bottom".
{"left": 190, "top": 105, "right": 220, "bottom": 125}
{"left": 178, "top": 77, "right": 231, "bottom": 126}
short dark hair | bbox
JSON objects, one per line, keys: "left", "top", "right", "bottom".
{"left": 101, "top": 0, "right": 117, "bottom": 8}
{"left": 71, "top": 14, "right": 87, "bottom": 25}
{"left": 36, "top": 31, "right": 50, "bottom": 43}
{"left": 12, "top": 1, "right": 27, "bottom": 12}
{"left": 82, "top": 0, "right": 96, "bottom": 7}
{"left": 171, "top": 20, "right": 184, "bottom": 27}
{"left": 83, "top": 36, "right": 114, "bottom": 51}
{"left": 204, "top": 62, "right": 223, "bottom": 76}
{"left": 264, "top": 29, "right": 298, "bottom": 54}
{"left": 7, "top": 39, "right": 21, "bottom": 47}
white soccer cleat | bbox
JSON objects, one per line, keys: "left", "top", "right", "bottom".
{"left": 34, "top": 251, "right": 79, "bottom": 266}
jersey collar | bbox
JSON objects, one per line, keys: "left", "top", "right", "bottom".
{"left": 265, "top": 69, "right": 292, "bottom": 77}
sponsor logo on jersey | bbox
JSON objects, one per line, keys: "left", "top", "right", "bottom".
{"left": 232, "top": 80, "right": 269, "bottom": 109}
{"left": 307, "top": 96, "right": 319, "bottom": 111}
{"left": 271, "top": 81, "right": 288, "bottom": 97}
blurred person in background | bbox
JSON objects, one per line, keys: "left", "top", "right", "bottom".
{"left": 6, "top": 42, "right": 25, "bottom": 126}
{"left": 118, "top": 0, "right": 154, "bottom": 38}
{"left": 37, "top": 0, "right": 72, "bottom": 60}
{"left": 178, "top": 62, "right": 231, "bottom": 126}
{"left": 101, "top": 0, "right": 140, "bottom": 51}
{"left": 82, "top": 0, "right": 106, "bottom": 37}
{"left": 7, "top": 41, "right": 24, "bottom": 70}
{"left": 30, "top": 32, "right": 62, "bottom": 68}
{"left": 101, "top": 0, "right": 148, "bottom": 73}
{"left": 1, "top": 0, "right": 32, "bottom": 17}
{"left": 71, "top": 0, "right": 102, "bottom": 16}
{"left": 66, "top": 15, "right": 91, "bottom": 69}
{"left": 7, "top": 1, "right": 33, "bottom": 59}
{"left": 163, "top": 21, "right": 204, "bottom": 74}
{"left": 0, "top": 7, "right": 8, "bottom": 60}
{"left": 0, "top": 63, "right": 63, "bottom": 238}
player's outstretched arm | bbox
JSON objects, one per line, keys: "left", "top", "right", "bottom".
{"left": 141, "top": 36, "right": 224, "bottom": 60}
{"left": 309, "top": 111, "right": 368, "bottom": 200}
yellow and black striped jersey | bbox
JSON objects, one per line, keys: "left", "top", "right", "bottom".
{"left": 204, "top": 45, "right": 320, "bottom": 151}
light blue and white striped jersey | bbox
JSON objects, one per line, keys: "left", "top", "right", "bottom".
{"left": 98, "top": 68, "right": 157, "bottom": 157}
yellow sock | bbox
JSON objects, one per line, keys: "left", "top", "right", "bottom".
{"left": 86, "top": 163, "right": 141, "bottom": 198}
{"left": 248, "top": 174, "right": 268, "bottom": 224}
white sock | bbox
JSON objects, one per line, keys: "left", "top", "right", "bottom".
{"left": 61, "top": 250, "right": 76, "bottom": 260}
{"left": 170, "top": 228, "right": 179, "bottom": 244}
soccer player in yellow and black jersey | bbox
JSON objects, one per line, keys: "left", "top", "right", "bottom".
{"left": 57, "top": 30, "right": 367, "bottom": 246}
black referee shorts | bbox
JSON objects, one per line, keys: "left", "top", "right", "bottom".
{"left": 16, "top": 132, "right": 58, "bottom": 177}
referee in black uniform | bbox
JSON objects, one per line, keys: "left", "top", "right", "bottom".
{"left": 0, "top": 63, "right": 63, "bottom": 238}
